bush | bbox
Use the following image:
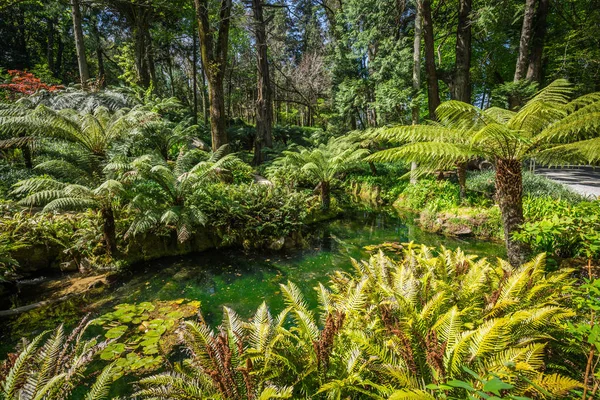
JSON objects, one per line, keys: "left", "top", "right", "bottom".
{"left": 192, "top": 183, "right": 312, "bottom": 247}
{"left": 396, "top": 179, "right": 461, "bottom": 211}
{"left": 468, "top": 170, "right": 586, "bottom": 204}
{"left": 0, "top": 161, "right": 36, "bottom": 198}
{"left": 516, "top": 197, "right": 600, "bottom": 258}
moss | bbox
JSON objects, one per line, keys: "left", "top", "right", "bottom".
{"left": 415, "top": 206, "right": 503, "bottom": 241}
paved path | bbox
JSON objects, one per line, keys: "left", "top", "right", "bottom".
{"left": 535, "top": 166, "right": 600, "bottom": 198}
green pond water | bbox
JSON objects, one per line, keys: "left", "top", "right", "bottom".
{"left": 1, "top": 209, "right": 504, "bottom": 346}
{"left": 0, "top": 209, "right": 505, "bottom": 398}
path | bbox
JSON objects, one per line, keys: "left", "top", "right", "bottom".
{"left": 535, "top": 166, "right": 600, "bottom": 198}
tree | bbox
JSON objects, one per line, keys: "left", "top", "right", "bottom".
{"left": 421, "top": 0, "right": 439, "bottom": 120}
{"left": 453, "top": 0, "right": 472, "bottom": 104}
{"left": 514, "top": 0, "right": 537, "bottom": 83}
{"left": 272, "top": 137, "right": 368, "bottom": 209}
{"left": 13, "top": 176, "right": 124, "bottom": 256}
{"left": 0, "top": 104, "right": 159, "bottom": 255}
{"left": 194, "top": 0, "right": 232, "bottom": 151}
{"left": 367, "top": 80, "right": 600, "bottom": 266}
{"left": 251, "top": 0, "right": 273, "bottom": 166}
{"left": 116, "top": 147, "right": 238, "bottom": 242}
{"left": 70, "top": 0, "right": 89, "bottom": 87}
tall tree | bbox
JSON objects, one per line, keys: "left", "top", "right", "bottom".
{"left": 194, "top": 0, "right": 232, "bottom": 151}
{"left": 251, "top": 0, "right": 273, "bottom": 165}
{"left": 421, "top": 0, "right": 439, "bottom": 120}
{"left": 71, "top": 0, "right": 89, "bottom": 87}
{"left": 411, "top": 0, "right": 422, "bottom": 183}
{"left": 514, "top": 0, "right": 537, "bottom": 82}
{"left": 453, "top": 0, "right": 472, "bottom": 103}
{"left": 526, "top": 0, "right": 549, "bottom": 82}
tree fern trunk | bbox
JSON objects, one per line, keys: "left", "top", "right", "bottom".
{"left": 321, "top": 181, "right": 331, "bottom": 209}
{"left": 495, "top": 158, "right": 528, "bottom": 266}
{"left": 101, "top": 207, "right": 117, "bottom": 257}
{"left": 457, "top": 162, "right": 467, "bottom": 201}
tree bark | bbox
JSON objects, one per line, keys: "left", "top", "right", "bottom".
{"left": 526, "top": 0, "right": 549, "bottom": 83}
{"left": 411, "top": 0, "right": 422, "bottom": 184}
{"left": 46, "top": 18, "right": 55, "bottom": 73}
{"left": 321, "top": 180, "right": 331, "bottom": 209}
{"left": 70, "top": 0, "right": 89, "bottom": 88}
{"left": 515, "top": 0, "right": 537, "bottom": 82}
{"left": 22, "top": 145, "right": 32, "bottom": 169}
{"left": 252, "top": 0, "right": 274, "bottom": 166}
{"left": 195, "top": 0, "right": 232, "bottom": 151}
{"left": 457, "top": 162, "right": 467, "bottom": 200}
{"left": 192, "top": 25, "right": 198, "bottom": 125}
{"left": 101, "top": 206, "right": 117, "bottom": 257}
{"left": 453, "top": 0, "right": 472, "bottom": 103}
{"left": 495, "top": 158, "right": 528, "bottom": 266}
{"left": 421, "top": 0, "right": 440, "bottom": 119}
{"left": 133, "top": 6, "right": 155, "bottom": 88}
{"left": 91, "top": 16, "right": 105, "bottom": 85}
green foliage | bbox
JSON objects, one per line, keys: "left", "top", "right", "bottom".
{"left": 515, "top": 198, "right": 600, "bottom": 258}
{"left": 0, "top": 161, "right": 35, "bottom": 198}
{"left": 0, "top": 204, "right": 104, "bottom": 271}
{"left": 135, "top": 246, "right": 580, "bottom": 398}
{"left": 91, "top": 300, "right": 201, "bottom": 379}
{"left": 565, "top": 275, "right": 600, "bottom": 398}
{"left": 0, "top": 317, "right": 115, "bottom": 400}
{"left": 468, "top": 171, "right": 587, "bottom": 204}
{"left": 396, "top": 179, "right": 461, "bottom": 211}
{"left": 191, "top": 183, "right": 311, "bottom": 248}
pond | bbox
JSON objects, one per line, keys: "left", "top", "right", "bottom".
{"left": 0, "top": 208, "right": 504, "bottom": 354}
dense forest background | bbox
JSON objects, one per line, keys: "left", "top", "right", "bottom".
{"left": 1, "top": 0, "right": 600, "bottom": 148}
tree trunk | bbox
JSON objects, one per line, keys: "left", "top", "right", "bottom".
{"left": 369, "top": 161, "right": 377, "bottom": 176}
{"left": 101, "top": 206, "right": 117, "bottom": 257}
{"left": 22, "top": 145, "right": 32, "bottom": 169}
{"left": 421, "top": 0, "right": 440, "bottom": 119}
{"left": 252, "top": 0, "right": 273, "bottom": 166}
{"left": 55, "top": 26, "right": 64, "bottom": 78}
{"left": 70, "top": 0, "right": 89, "bottom": 88}
{"left": 207, "top": 75, "right": 228, "bottom": 150}
{"left": 192, "top": 26, "right": 198, "bottom": 125}
{"left": 46, "top": 18, "right": 55, "bottom": 73}
{"left": 526, "top": 0, "right": 549, "bottom": 83}
{"left": 495, "top": 158, "right": 528, "bottom": 266}
{"left": 412, "top": 0, "right": 422, "bottom": 125}
{"left": 195, "top": 0, "right": 232, "bottom": 151}
{"left": 411, "top": 0, "right": 422, "bottom": 184}
{"left": 515, "top": 0, "right": 537, "bottom": 82}
{"left": 457, "top": 162, "right": 467, "bottom": 201}
{"left": 453, "top": 0, "right": 472, "bottom": 103}
{"left": 133, "top": 7, "right": 155, "bottom": 88}
{"left": 321, "top": 180, "right": 331, "bottom": 209}
{"left": 91, "top": 16, "right": 105, "bottom": 85}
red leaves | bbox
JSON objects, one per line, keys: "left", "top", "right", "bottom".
{"left": 0, "top": 70, "right": 64, "bottom": 99}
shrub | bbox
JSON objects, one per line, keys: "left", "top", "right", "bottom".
{"left": 0, "top": 162, "right": 36, "bottom": 199}
{"left": 192, "top": 183, "right": 312, "bottom": 247}
{"left": 516, "top": 197, "right": 600, "bottom": 258}
{"left": 396, "top": 179, "right": 461, "bottom": 211}
{"left": 468, "top": 170, "right": 586, "bottom": 204}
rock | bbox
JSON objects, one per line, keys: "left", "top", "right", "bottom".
{"left": 79, "top": 258, "right": 93, "bottom": 274}
{"left": 269, "top": 237, "right": 285, "bottom": 251}
{"left": 450, "top": 225, "right": 473, "bottom": 236}
{"left": 60, "top": 260, "right": 79, "bottom": 272}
